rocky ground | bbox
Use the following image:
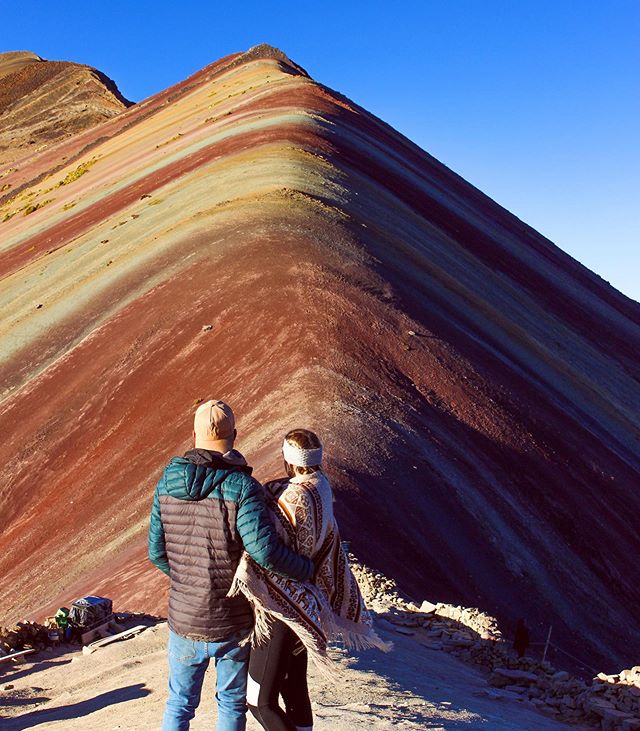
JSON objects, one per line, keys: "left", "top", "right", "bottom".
{"left": 0, "top": 618, "right": 575, "bottom": 731}
{"left": 1, "top": 561, "right": 637, "bottom": 730}
{"left": 352, "top": 562, "right": 640, "bottom": 730}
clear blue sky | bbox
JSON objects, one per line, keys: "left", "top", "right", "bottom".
{"left": 3, "top": 1, "right": 639, "bottom": 301}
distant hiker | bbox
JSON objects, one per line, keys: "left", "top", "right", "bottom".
{"left": 229, "top": 428, "right": 388, "bottom": 731}
{"left": 148, "top": 400, "right": 314, "bottom": 731}
{"left": 513, "top": 618, "right": 530, "bottom": 658}
{"left": 54, "top": 607, "right": 71, "bottom": 642}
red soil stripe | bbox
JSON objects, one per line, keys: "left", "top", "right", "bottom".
{"left": 0, "top": 122, "right": 326, "bottom": 280}
{"left": 0, "top": 52, "right": 243, "bottom": 201}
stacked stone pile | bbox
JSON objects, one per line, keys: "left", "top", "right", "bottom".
{"left": 577, "top": 669, "right": 640, "bottom": 731}
{"left": 349, "top": 559, "right": 411, "bottom": 612}
{"left": 0, "top": 621, "right": 51, "bottom": 657}
{"left": 420, "top": 613, "right": 639, "bottom": 728}
{"left": 486, "top": 660, "right": 591, "bottom": 725}
{"left": 410, "top": 610, "right": 639, "bottom": 728}
{"left": 426, "top": 601, "right": 503, "bottom": 642}
{"left": 0, "top": 610, "right": 162, "bottom": 664}
{"left": 349, "top": 557, "right": 502, "bottom": 640}
{"left": 383, "top": 605, "right": 483, "bottom": 651}
{"left": 350, "top": 557, "right": 639, "bottom": 729}
{"left": 483, "top": 661, "right": 640, "bottom": 728}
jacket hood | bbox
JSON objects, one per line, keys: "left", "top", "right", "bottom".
{"left": 163, "top": 448, "right": 253, "bottom": 501}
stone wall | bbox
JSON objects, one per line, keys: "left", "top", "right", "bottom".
{"left": 351, "top": 558, "right": 639, "bottom": 730}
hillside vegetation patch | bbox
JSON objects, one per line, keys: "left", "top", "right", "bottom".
{"left": 45, "top": 158, "right": 98, "bottom": 192}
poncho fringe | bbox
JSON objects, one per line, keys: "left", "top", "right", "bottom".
{"left": 228, "top": 472, "right": 391, "bottom": 676}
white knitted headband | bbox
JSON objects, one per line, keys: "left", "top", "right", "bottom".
{"left": 282, "top": 438, "right": 323, "bottom": 467}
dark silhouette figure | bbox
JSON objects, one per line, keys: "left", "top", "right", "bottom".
{"left": 514, "top": 618, "right": 530, "bottom": 658}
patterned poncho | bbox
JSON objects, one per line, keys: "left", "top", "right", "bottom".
{"left": 228, "top": 470, "right": 389, "bottom": 671}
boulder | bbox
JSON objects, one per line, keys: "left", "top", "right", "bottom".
{"left": 599, "top": 708, "right": 637, "bottom": 731}
{"left": 493, "top": 668, "right": 539, "bottom": 684}
{"left": 419, "top": 600, "right": 437, "bottom": 614}
{"left": 597, "top": 672, "right": 619, "bottom": 683}
{"left": 504, "top": 684, "right": 528, "bottom": 694}
{"left": 587, "top": 697, "right": 618, "bottom": 715}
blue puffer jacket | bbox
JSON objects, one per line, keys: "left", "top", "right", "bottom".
{"left": 148, "top": 448, "right": 313, "bottom": 641}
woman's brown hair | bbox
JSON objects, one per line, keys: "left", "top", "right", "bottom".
{"left": 284, "top": 428, "right": 322, "bottom": 477}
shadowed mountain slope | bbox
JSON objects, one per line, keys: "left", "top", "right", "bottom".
{"left": 0, "top": 50, "right": 131, "bottom": 168}
{"left": 0, "top": 44, "right": 638, "bottom": 672}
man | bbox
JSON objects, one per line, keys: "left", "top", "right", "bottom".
{"left": 149, "top": 400, "right": 314, "bottom": 731}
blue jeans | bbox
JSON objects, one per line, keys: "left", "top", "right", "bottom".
{"left": 162, "top": 628, "right": 251, "bottom": 731}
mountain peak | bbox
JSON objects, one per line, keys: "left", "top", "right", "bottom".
{"left": 0, "top": 53, "right": 131, "bottom": 166}
{"left": 235, "top": 43, "right": 310, "bottom": 77}
{"left": 0, "top": 50, "right": 44, "bottom": 79}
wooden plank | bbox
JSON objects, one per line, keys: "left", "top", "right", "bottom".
{"left": 82, "top": 625, "right": 146, "bottom": 655}
{"left": 0, "top": 648, "right": 36, "bottom": 663}
{"left": 80, "top": 617, "right": 123, "bottom": 645}
{"left": 80, "top": 619, "right": 114, "bottom": 645}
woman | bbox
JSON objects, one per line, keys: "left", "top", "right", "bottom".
{"left": 229, "top": 429, "right": 388, "bottom": 731}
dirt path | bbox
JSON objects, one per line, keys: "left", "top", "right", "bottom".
{"left": 0, "top": 620, "right": 578, "bottom": 730}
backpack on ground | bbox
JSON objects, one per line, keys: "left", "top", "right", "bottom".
{"left": 68, "top": 596, "right": 113, "bottom": 630}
